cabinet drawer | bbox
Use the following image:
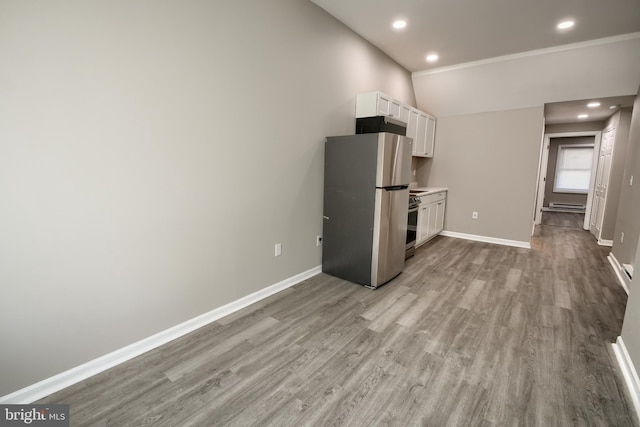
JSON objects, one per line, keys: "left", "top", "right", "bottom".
{"left": 419, "top": 191, "right": 446, "bottom": 205}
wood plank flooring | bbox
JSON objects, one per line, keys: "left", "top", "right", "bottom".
{"left": 541, "top": 211, "right": 585, "bottom": 228}
{"left": 39, "top": 212, "right": 637, "bottom": 426}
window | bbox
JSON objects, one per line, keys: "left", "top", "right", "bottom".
{"left": 553, "top": 144, "right": 594, "bottom": 193}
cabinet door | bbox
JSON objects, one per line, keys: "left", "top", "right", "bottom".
{"left": 400, "top": 105, "right": 411, "bottom": 124}
{"left": 424, "top": 116, "right": 436, "bottom": 157}
{"left": 355, "top": 92, "right": 379, "bottom": 118}
{"left": 415, "top": 113, "right": 428, "bottom": 156}
{"left": 411, "top": 113, "right": 437, "bottom": 158}
{"left": 427, "top": 202, "right": 439, "bottom": 239}
{"left": 377, "top": 93, "right": 391, "bottom": 116}
{"left": 407, "top": 109, "right": 419, "bottom": 155}
{"left": 435, "top": 199, "right": 446, "bottom": 234}
{"left": 388, "top": 99, "right": 402, "bottom": 119}
{"left": 417, "top": 194, "right": 446, "bottom": 246}
{"left": 417, "top": 203, "right": 430, "bottom": 245}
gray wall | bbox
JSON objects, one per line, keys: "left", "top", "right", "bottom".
{"left": 413, "top": 36, "right": 640, "bottom": 118}
{"left": 545, "top": 121, "right": 606, "bottom": 134}
{"left": 619, "top": 89, "right": 640, "bottom": 372}
{"left": 417, "top": 107, "right": 544, "bottom": 244}
{"left": 0, "top": 0, "right": 415, "bottom": 396}
{"left": 621, "top": 237, "right": 640, "bottom": 379}
{"left": 544, "top": 136, "right": 594, "bottom": 208}
{"left": 412, "top": 36, "right": 639, "bottom": 247}
{"left": 613, "top": 91, "right": 640, "bottom": 273}
{"left": 602, "top": 108, "right": 633, "bottom": 241}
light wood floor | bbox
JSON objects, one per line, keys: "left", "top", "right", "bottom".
{"left": 39, "top": 212, "right": 637, "bottom": 426}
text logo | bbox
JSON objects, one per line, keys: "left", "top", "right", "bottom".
{"left": 0, "top": 405, "right": 69, "bottom": 427}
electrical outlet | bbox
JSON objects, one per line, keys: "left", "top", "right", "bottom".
{"left": 316, "top": 235, "right": 323, "bottom": 246}
{"left": 472, "top": 211, "right": 479, "bottom": 220}
{"left": 275, "top": 243, "right": 282, "bottom": 256}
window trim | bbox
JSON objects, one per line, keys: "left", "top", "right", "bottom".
{"left": 553, "top": 143, "right": 594, "bottom": 194}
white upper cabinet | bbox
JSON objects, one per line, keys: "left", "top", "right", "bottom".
{"left": 406, "top": 109, "right": 419, "bottom": 155}
{"left": 388, "top": 98, "right": 402, "bottom": 119}
{"left": 356, "top": 91, "right": 436, "bottom": 158}
{"left": 423, "top": 115, "right": 436, "bottom": 158}
{"left": 376, "top": 93, "right": 392, "bottom": 116}
{"left": 400, "top": 104, "right": 411, "bottom": 125}
{"left": 356, "top": 92, "right": 402, "bottom": 120}
{"left": 406, "top": 108, "right": 436, "bottom": 158}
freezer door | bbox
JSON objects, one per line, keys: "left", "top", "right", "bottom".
{"left": 375, "top": 134, "right": 413, "bottom": 188}
{"left": 371, "top": 187, "right": 410, "bottom": 287}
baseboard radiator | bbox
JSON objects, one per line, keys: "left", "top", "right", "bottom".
{"left": 548, "top": 202, "right": 586, "bottom": 212}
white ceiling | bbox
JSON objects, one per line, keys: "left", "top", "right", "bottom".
{"left": 311, "top": 0, "right": 640, "bottom": 124}
{"left": 544, "top": 95, "right": 636, "bottom": 125}
{"left": 310, "top": 0, "right": 640, "bottom": 73}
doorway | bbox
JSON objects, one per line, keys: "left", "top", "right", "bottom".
{"left": 533, "top": 131, "right": 602, "bottom": 231}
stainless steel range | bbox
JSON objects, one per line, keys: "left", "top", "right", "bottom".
{"left": 406, "top": 195, "right": 421, "bottom": 259}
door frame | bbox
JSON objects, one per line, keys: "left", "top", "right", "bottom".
{"left": 533, "top": 131, "right": 602, "bottom": 230}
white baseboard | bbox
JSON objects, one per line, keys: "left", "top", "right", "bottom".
{"left": 612, "top": 336, "right": 640, "bottom": 421}
{"left": 598, "top": 239, "right": 614, "bottom": 247}
{"left": 0, "top": 265, "right": 322, "bottom": 404}
{"left": 440, "top": 230, "right": 531, "bottom": 249}
{"left": 608, "top": 253, "right": 631, "bottom": 295}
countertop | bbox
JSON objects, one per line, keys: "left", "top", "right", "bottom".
{"left": 409, "top": 187, "right": 448, "bottom": 197}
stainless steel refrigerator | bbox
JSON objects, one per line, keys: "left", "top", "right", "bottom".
{"left": 322, "top": 132, "right": 412, "bottom": 289}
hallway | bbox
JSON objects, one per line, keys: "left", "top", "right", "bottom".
{"left": 540, "top": 210, "right": 585, "bottom": 229}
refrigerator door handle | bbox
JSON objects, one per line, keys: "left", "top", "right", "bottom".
{"left": 379, "top": 185, "right": 409, "bottom": 191}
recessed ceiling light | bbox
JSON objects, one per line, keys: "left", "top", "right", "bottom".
{"left": 426, "top": 53, "right": 439, "bottom": 63}
{"left": 587, "top": 102, "right": 601, "bottom": 108}
{"left": 392, "top": 20, "right": 407, "bottom": 30}
{"left": 578, "top": 114, "right": 589, "bottom": 119}
{"left": 557, "top": 20, "right": 575, "bottom": 30}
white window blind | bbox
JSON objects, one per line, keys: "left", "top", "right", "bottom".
{"left": 553, "top": 145, "right": 593, "bottom": 194}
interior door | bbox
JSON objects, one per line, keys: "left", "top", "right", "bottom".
{"left": 590, "top": 128, "right": 614, "bottom": 239}
{"left": 590, "top": 145, "right": 604, "bottom": 234}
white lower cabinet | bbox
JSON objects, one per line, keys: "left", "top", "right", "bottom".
{"left": 416, "top": 191, "right": 447, "bottom": 246}
{"left": 417, "top": 203, "right": 430, "bottom": 245}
